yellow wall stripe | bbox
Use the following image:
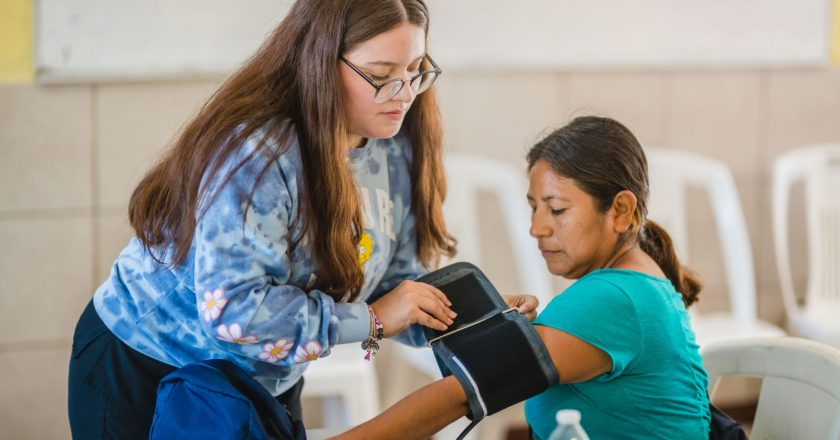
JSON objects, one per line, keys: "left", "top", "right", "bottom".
{"left": 832, "top": 0, "right": 840, "bottom": 64}
{"left": 0, "top": 0, "right": 34, "bottom": 83}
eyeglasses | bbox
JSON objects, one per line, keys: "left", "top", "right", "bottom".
{"left": 340, "top": 54, "right": 442, "bottom": 104}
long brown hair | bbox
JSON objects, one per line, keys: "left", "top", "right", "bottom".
{"left": 526, "top": 116, "right": 701, "bottom": 307}
{"left": 128, "top": 0, "right": 455, "bottom": 302}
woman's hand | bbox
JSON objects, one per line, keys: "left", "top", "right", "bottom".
{"left": 503, "top": 294, "right": 539, "bottom": 321}
{"left": 371, "top": 281, "right": 457, "bottom": 338}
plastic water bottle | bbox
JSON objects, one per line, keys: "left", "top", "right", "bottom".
{"left": 547, "top": 409, "right": 590, "bottom": 440}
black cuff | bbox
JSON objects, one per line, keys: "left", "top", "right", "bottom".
{"left": 418, "top": 262, "right": 559, "bottom": 421}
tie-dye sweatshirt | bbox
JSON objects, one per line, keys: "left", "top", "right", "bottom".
{"left": 93, "top": 126, "right": 428, "bottom": 395}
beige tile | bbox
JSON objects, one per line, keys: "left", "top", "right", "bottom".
{"left": 566, "top": 72, "right": 668, "bottom": 148}
{"left": 438, "top": 72, "right": 566, "bottom": 166}
{"left": 765, "top": 69, "right": 840, "bottom": 161}
{"left": 95, "top": 212, "right": 135, "bottom": 285}
{"left": 0, "top": 347, "right": 72, "bottom": 440}
{"left": 756, "top": 279, "right": 788, "bottom": 326}
{"left": 763, "top": 270, "right": 805, "bottom": 325}
{"left": 476, "top": 193, "right": 521, "bottom": 297}
{"left": 433, "top": 75, "right": 462, "bottom": 151}
{"left": 0, "top": 85, "right": 93, "bottom": 211}
{"left": 749, "top": 171, "right": 779, "bottom": 291}
{"left": 682, "top": 183, "right": 729, "bottom": 313}
{"left": 0, "top": 216, "right": 93, "bottom": 344}
{"left": 96, "top": 80, "right": 221, "bottom": 208}
{"left": 667, "top": 71, "right": 762, "bottom": 174}
{"left": 731, "top": 174, "right": 764, "bottom": 279}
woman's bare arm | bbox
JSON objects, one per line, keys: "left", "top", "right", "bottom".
{"left": 534, "top": 324, "right": 611, "bottom": 383}
{"left": 330, "top": 375, "right": 468, "bottom": 440}
{"left": 331, "top": 321, "right": 610, "bottom": 439}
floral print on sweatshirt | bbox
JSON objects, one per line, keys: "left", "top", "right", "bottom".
{"left": 93, "top": 127, "right": 428, "bottom": 396}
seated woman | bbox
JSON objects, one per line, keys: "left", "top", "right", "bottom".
{"left": 335, "top": 116, "right": 711, "bottom": 440}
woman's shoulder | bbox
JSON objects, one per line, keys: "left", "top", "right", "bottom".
{"left": 242, "top": 119, "right": 301, "bottom": 160}
{"left": 203, "top": 120, "right": 303, "bottom": 200}
{"left": 231, "top": 120, "right": 304, "bottom": 179}
{"left": 557, "top": 272, "right": 630, "bottom": 305}
{"left": 561, "top": 269, "right": 676, "bottom": 312}
{"left": 557, "top": 269, "right": 668, "bottom": 307}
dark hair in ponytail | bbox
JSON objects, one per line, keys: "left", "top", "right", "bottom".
{"left": 638, "top": 221, "right": 701, "bottom": 306}
{"left": 526, "top": 116, "right": 702, "bottom": 307}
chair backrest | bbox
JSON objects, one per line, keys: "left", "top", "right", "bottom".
{"left": 772, "top": 144, "right": 840, "bottom": 319}
{"left": 702, "top": 337, "right": 840, "bottom": 440}
{"left": 646, "top": 148, "right": 757, "bottom": 323}
{"left": 442, "top": 153, "right": 554, "bottom": 311}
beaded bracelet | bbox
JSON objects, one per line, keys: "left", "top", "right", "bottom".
{"left": 361, "top": 305, "right": 384, "bottom": 360}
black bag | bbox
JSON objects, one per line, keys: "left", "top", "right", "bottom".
{"left": 708, "top": 401, "right": 749, "bottom": 440}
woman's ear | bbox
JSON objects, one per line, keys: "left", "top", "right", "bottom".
{"left": 610, "top": 190, "right": 638, "bottom": 234}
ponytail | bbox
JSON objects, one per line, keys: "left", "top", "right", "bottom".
{"left": 638, "top": 220, "right": 702, "bottom": 307}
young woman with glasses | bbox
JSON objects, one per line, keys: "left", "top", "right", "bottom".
{"left": 67, "top": 1, "right": 538, "bottom": 437}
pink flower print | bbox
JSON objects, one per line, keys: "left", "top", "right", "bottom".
{"left": 259, "top": 339, "right": 293, "bottom": 363}
{"left": 294, "top": 341, "right": 322, "bottom": 363}
{"left": 216, "top": 323, "right": 258, "bottom": 345}
{"left": 201, "top": 289, "right": 227, "bottom": 322}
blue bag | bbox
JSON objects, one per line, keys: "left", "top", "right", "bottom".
{"left": 150, "top": 359, "right": 305, "bottom": 440}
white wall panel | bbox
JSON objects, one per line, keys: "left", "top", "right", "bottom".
{"left": 36, "top": 0, "right": 831, "bottom": 82}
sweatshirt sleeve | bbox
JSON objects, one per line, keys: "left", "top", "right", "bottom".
{"left": 193, "top": 135, "right": 369, "bottom": 366}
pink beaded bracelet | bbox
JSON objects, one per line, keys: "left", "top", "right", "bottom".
{"left": 361, "top": 305, "right": 384, "bottom": 360}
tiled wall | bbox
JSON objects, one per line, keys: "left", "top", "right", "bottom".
{"left": 1, "top": 68, "right": 838, "bottom": 438}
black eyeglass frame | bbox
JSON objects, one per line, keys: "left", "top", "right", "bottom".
{"left": 340, "top": 54, "right": 442, "bottom": 102}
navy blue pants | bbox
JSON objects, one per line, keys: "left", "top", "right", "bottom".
{"left": 68, "top": 300, "right": 303, "bottom": 439}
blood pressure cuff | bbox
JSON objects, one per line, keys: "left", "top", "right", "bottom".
{"left": 417, "top": 262, "right": 559, "bottom": 421}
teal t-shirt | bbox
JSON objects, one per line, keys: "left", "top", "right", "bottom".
{"left": 524, "top": 269, "right": 710, "bottom": 440}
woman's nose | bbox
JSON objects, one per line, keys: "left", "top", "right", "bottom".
{"left": 529, "top": 213, "right": 551, "bottom": 238}
{"left": 394, "top": 81, "right": 414, "bottom": 103}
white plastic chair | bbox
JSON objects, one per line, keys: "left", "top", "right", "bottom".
{"left": 772, "top": 144, "right": 840, "bottom": 348}
{"left": 393, "top": 153, "right": 555, "bottom": 439}
{"left": 645, "top": 149, "right": 785, "bottom": 347}
{"left": 301, "top": 344, "right": 380, "bottom": 428}
{"left": 702, "top": 337, "right": 840, "bottom": 440}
